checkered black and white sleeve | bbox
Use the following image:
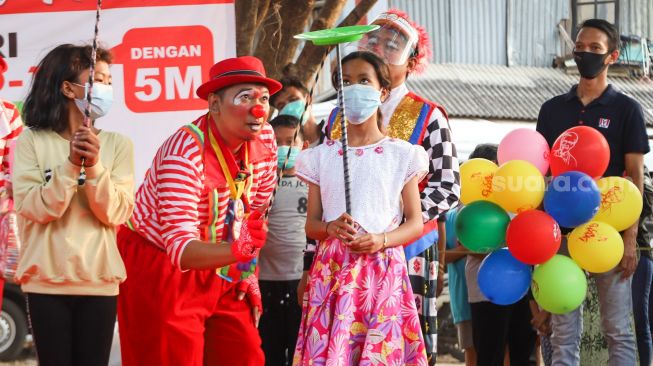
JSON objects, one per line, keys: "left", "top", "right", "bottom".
{"left": 420, "top": 108, "right": 460, "bottom": 221}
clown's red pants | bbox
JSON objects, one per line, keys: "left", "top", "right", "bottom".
{"left": 117, "top": 228, "right": 264, "bottom": 366}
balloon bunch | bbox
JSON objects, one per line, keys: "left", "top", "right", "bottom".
{"left": 454, "top": 126, "right": 642, "bottom": 314}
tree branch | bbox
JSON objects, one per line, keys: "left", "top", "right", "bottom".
{"left": 253, "top": 0, "right": 314, "bottom": 80}
{"left": 294, "top": 0, "right": 378, "bottom": 86}
{"left": 235, "top": 0, "right": 272, "bottom": 56}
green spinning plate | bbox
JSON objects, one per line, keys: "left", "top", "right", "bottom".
{"left": 294, "top": 25, "right": 379, "bottom": 46}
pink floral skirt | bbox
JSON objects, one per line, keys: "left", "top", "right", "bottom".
{"left": 292, "top": 238, "right": 428, "bottom": 366}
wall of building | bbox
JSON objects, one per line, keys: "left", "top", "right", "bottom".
{"left": 389, "top": 0, "right": 652, "bottom": 67}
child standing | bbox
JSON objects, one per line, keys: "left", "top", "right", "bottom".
{"left": 293, "top": 51, "right": 429, "bottom": 365}
{"left": 444, "top": 208, "right": 477, "bottom": 365}
{"left": 464, "top": 143, "right": 537, "bottom": 366}
{"left": 258, "top": 114, "right": 308, "bottom": 366}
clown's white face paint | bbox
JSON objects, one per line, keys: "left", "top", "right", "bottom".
{"left": 233, "top": 88, "right": 270, "bottom": 107}
{"left": 213, "top": 83, "right": 270, "bottom": 144}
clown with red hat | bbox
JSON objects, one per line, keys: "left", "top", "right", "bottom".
{"left": 316, "top": 9, "right": 460, "bottom": 364}
{"left": 117, "top": 56, "right": 280, "bottom": 366}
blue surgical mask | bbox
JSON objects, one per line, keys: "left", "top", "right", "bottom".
{"left": 74, "top": 82, "right": 113, "bottom": 120}
{"left": 279, "top": 100, "right": 309, "bottom": 124}
{"left": 277, "top": 146, "right": 301, "bottom": 170}
{"left": 342, "top": 84, "right": 381, "bottom": 124}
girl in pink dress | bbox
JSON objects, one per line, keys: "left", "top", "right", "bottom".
{"left": 293, "top": 51, "right": 429, "bottom": 366}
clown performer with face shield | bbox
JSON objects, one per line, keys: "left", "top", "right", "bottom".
{"left": 117, "top": 56, "right": 280, "bottom": 366}
{"left": 12, "top": 44, "right": 135, "bottom": 366}
{"left": 301, "top": 9, "right": 460, "bottom": 363}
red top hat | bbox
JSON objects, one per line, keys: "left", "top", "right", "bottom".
{"left": 196, "top": 56, "right": 282, "bottom": 100}
{"left": 0, "top": 56, "right": 6, "bottom": 73}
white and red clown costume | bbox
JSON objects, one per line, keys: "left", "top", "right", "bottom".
{"left": 117, "top": 56, "right": 280, "bottom": 366}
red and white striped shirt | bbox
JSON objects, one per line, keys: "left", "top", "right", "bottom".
{"left": 0, "top": 99, "right": 24, "bottom": 186}
{"left": 130, "top": 115, "right": 277, "bottom": 268}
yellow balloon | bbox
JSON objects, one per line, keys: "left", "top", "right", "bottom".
{"left": 460, "top": 158, "right": 498, "bottom": 204}
{"left": 491, "top": 160, "right": 545, "bottom": 213}
{"left": 568, "top": 221, "right": 624, "bottom": 273}
{"left": 592, "top": 177, "right": 643, "bottom": 232}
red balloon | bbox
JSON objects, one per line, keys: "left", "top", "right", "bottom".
{"left": 549, "top": 126, "right": 609, "bottom": 178}
{"left": 250, "top": 104, "right": 267, "bottom": 119}
{"left": 507, "top": 210, "right": 562, "bottom": 265}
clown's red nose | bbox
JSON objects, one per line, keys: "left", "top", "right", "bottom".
{"left": 250, "top": 105, "right": 266, "bottom": 119}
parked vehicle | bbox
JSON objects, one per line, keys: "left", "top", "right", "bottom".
{"left": 0, "top": 280, "right": 29, "bottom": 361}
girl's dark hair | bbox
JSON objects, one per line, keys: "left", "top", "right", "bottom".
{"left": 331, "top": 51, "right": 392, "bottom": 130}
{"left": 23, "top": 44, "right": 113, "bottom": 132}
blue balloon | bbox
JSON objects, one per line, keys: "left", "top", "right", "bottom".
{"left": 544, "top": 171, "right": 600, "bottom": 228}
{"left": 478, "top": 248, "right": 532, "bottom": 305}
{"left": 445, "top": 208, "right": 458, "bottom": 249}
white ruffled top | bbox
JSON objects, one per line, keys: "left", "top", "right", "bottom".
{"left": 296, "top": 137, "right": 429, "bottom": 234}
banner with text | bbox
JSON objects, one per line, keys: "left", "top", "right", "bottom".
{"left": 0, "top": 0, "right": 235, "bottom": 182}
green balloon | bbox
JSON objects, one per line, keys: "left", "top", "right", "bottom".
{"left": 455, "top": 201, "right": 510, "bottom": 253}
{"left": 532, "top": 255, "right": 587, "bottom": 314}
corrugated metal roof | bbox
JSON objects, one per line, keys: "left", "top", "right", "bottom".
{"left": 406, "top": 63, "right": 653, "bottom": 125}
{"left": 449, "top": 0, "right": 507, "bottom": 65}
{"left": 507, "top": 0, "right": 569, "bottom": 67}
{"left": 390, "top": 0, "right": 508, "bottom": 65}
{"left": 388, "top": 0, "right": 651, "bottom": 67}
{"left": 388, "top": 0, "right": 450, "bottom": 63}
{"left": 620, "top": 0, "right": 653, "bottom": 39}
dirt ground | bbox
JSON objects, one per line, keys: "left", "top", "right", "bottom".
{"left": 0, "top": 353, "right": 465, "bottom": 365}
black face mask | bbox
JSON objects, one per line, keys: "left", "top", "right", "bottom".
{"left": 574, "top": 51, "right": 610, "bottom": 79}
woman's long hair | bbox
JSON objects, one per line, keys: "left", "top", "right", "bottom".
{"left": 22, "top": 44, "right": 112, "bottom": 132}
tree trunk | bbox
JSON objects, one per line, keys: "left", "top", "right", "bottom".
{"left": 295, "top": 0, "right": 378, "bottom": 87}
{"left": 253, "top": 0, "right": 314, "bottom": 80}
{"left": 292, "top": 0, "right": 346, "bottom": 85}
{"left": 338, "top": 0, "right": 378, "bottom": 27}
{"left": 235, "top": 0, "right": 378, "bottom": 87}
{"left": 235, "top": 0, "right": 272, "bottom": 56}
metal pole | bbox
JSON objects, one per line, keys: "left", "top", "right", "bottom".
{"left": 335, "top": 44, "right": 352, "bottom": 214}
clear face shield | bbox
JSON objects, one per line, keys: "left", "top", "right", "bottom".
{"left": 347, "top": 13, "right": 419, "bottom": 66}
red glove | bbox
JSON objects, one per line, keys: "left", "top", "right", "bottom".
{"left": 237, "top": 272, "right": 263, "bottom": 315}
{"left": 231, "top": 211, "right": 267, "bottom": 262}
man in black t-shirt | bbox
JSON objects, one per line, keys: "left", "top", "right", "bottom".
{"left": 536, "top": 19, "right": 649, "bottom": 365}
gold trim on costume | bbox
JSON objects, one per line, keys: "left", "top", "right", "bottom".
{"left": 330, "top": 95, "right": 424, "bottom": 141}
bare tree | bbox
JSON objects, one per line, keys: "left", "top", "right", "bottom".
{"left": 253, "top": 0, "right": 314, "bottom": 81}
{"left": 294, "top": 0, "right": 378, "bottom": 85}
{"left": 235, "top": 0, "right": 272, "bottom": 56}
{"left": 235, "top": 0, "right": 378, "bottom": 85}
